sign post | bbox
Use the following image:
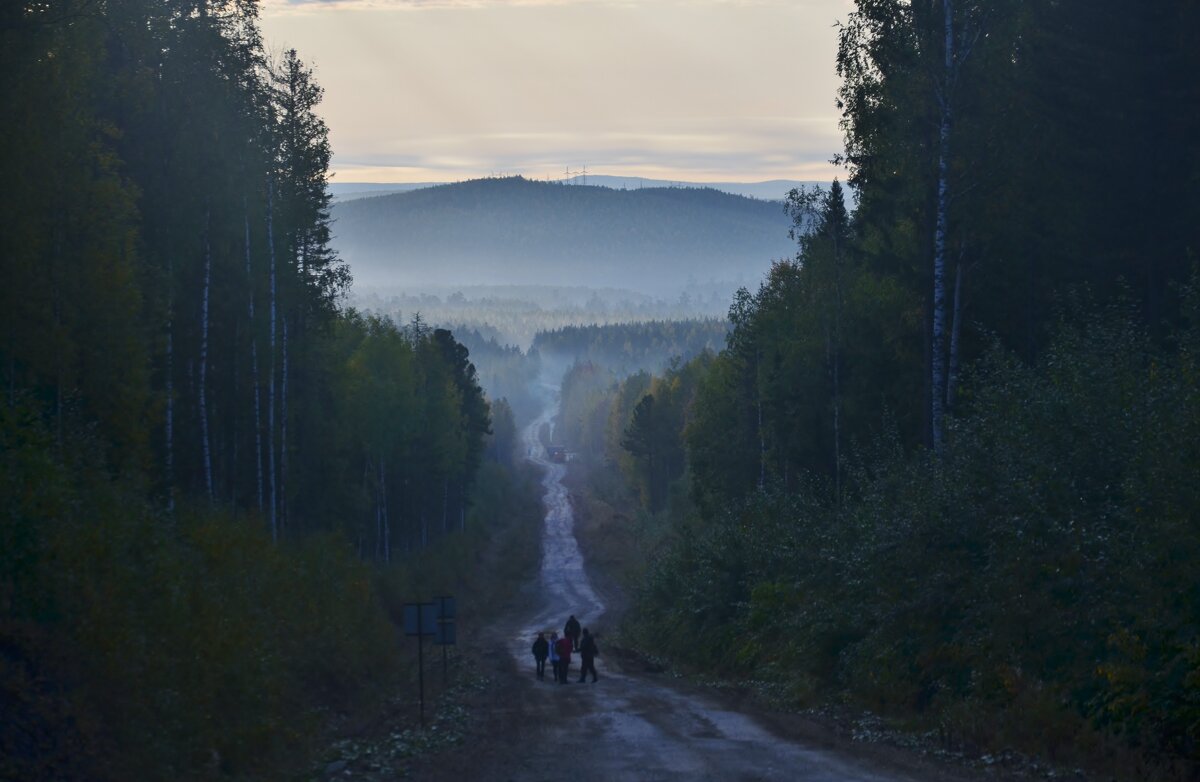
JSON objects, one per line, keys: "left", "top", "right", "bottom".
{"left": 404, "top": 597, "right": 456, "bottom": 727}
{"left": 434, "top": 596, "right": 457, "bottom": 684}
{"left": 403, "top": 602, "right": 437, "bottom": 727}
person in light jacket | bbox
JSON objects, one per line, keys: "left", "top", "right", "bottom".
{"left": 548, "top": 631, "right": 562, "bottom": 683}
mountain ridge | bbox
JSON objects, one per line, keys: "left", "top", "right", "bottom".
{"left": 329, "top": 176, "right": 827, "bottom": 203}
{"left": 332, "top": 176, "right": 797, "bottom": 294}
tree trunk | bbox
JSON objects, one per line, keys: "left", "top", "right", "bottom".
{"left": 756, "top": 347, "right": 765, "bottom": 491}
{"left": 166, "top": 252, "right": 175, "bottom": 515}
{"left": 267, "top": 179, "right": 278, "bottom": 541}
{"left": 930, "top": 0, "right": 955, "bottom": 455}
{"left": 199, "top": 209, "right": 213, "bottom": 501}
{"left": 281, "top": 317, "right": 289, "bottom": 534}
{"left": 947, "top": 261, "right": 965, "bottom": 411}
{"left": 245, "top": 205, "right": 264, "bottom": 513}
{"left": 381, "top": 456, "right": 390, "bottom": 565}
{"left": 442, "top": 475, "right": 449, "bottom": 536}
{"left": 833, "top": 222, "right": 843, "bottom": 510}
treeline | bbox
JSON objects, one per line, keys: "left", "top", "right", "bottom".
{"left": 556, "top": 358, "right": 711, "bottom": 514}
{"left": 534, "top": 319, "right": 728, "bottom": 377}
{"left": 452, "top": 327, "right": 542, "bottom": 424}
{"left": 353, "top": 283, "right": 731, "bottom": 348}
{"left": 594, "top": 2, "right": 1200, "bottom": 776}
{"left": 0, "top": 1, "right": 520, "bottom": 777}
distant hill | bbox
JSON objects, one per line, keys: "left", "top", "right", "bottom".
{"left": 556, "top": 175, "right": 824, "bottom": 202}
{"left": 331, "top": 176, "right": 796, "bottom": 293}
{"left": 328, "top": 182, "right": 443, "bottom": 202}
{"left": 329, "top": 176, "right": 823, "bottom": 203}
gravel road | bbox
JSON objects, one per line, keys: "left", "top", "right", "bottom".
{"left": 488, "top": 394, "right": 938, "bottom": 782}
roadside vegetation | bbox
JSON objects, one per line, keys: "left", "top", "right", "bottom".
{"left": 550, "top": 3, "right": 1200, "bottom": 778}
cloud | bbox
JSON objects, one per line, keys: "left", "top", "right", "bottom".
{"left": 264, "top": 0, "right": 614, "bottom": 12}
{"left": 263, "top": 0, "right": 804, "bottom": 12}
{"left": 260, "top": 0, "right": 853, "bottom": 182}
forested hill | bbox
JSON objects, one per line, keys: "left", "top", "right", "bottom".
{"left": 331, "top": 176, "right": 795, "bottom": 291}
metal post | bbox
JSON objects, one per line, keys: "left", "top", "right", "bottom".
{"left": 417, "top": 606, "right": 425, "bottom": 728}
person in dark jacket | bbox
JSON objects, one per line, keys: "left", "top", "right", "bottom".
{"left": 577, "top": 628, "right": 599, "bottom": 683}
{"left": 564, "top": 615, "right": 582, "bottom": 652}
{"left": 531, "top": 632, "right": 549, "bottom": 680}
{"left": 554, "top": 633, "right": 573, "bottom": 684}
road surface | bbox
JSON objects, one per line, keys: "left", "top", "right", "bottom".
{"left": 495, "top": 390, "right": 936, "bottom": 782}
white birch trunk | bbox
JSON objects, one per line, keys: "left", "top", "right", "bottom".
{"left": 756, "top": 348, "right": 765, "bottom": 491}
{"left": 164, "top": 235, "right": 176, "bottom": 515}
{"left": 199, "top": 209, "right": 213, "bottom": 501}
{"left": 267, "top": 180, "right": 278, "bottom": 541}
{"left": 244, "top": 205, "right": 264, "bottom": 513}
{"left": 281, "top": 317, "right": 289, "bottom": 533}
{"left": 166, "top": 318, "right": 174, "bottom": 515}
{"left": 381, "top": 457, "right": 390, "bottom": 564}
{"left": 375, "top": 497, "right": 382, "bottom": 562}
{"left": 375, "top": 457, "right": 383, "bottom": 561}
{"left": 833, "top": 224, "right": 843, "bottom": 507}
{"left": 930, "top": 0, "right": 955, "bottom": 454}
{"left": 947, "top": 262, "right": 965, "bottom": 411}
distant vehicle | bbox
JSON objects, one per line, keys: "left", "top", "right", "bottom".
{"left": 546, "top": 445, "right": 567, "bottom": 463}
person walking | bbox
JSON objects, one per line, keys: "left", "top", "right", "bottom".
{"left": 531, "top": 632, "right": 549, "bottom": 680}
{"left": 577, "top": 628, "right": 599, "bottom": 683}
{"left": 564, "top": 615, "right": 582, "bottom": 652}
{"left": 548, "top": 632, "right": 561, "bottom": 683}
{"left": 554, "top": 632, "right": 573, "bottom": 684}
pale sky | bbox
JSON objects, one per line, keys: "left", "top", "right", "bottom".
{"left": 259, "top": 0, "right": 854, "bottom": 184}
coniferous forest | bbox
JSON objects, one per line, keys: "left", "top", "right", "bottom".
{"left": 1, "top": 2, "right": 535, "bottom": 777}
{"left": 554, "top": 2, "right": 1200, "bottom": 777}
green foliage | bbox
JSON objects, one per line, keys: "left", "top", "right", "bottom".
{"left": 0, "top": 2, "right": 525, "bottom": 777}
{"left": 554, "top": 361, "right": 617, "bottom": 458}
{"left": 1, "top": 400, "right": 396, "bottom": 779}
{"left": 629, "top": 290, "right": 1200, "bottom": 772}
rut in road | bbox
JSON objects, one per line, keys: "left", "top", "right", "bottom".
{"left": 501, "top": 389, "right": 930, "bottom": 782}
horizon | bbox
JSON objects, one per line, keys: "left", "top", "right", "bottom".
{"left": 328, "top": 172, "right": 834, "bottom": 188}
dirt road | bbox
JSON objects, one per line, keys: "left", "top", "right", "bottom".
{"left": 483, "top": 394, "right": 951, "bottom": 782}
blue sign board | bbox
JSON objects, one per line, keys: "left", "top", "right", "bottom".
{"left": 403, "top": 602, "right": 438, "bottom": 637}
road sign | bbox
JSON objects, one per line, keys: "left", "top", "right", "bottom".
{"left": 434, "top": 596, "right": 456, "bottom": 646}
{"left": 403, "top": 602, "right": 437, "bottom": 636}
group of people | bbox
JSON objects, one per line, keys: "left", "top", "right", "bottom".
{"left": 531, "top": 614, "right": 599, "bottom": 684}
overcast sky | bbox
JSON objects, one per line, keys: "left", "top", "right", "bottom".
{"left": 259, "top": 0, "right": 854, "bottom": 184}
